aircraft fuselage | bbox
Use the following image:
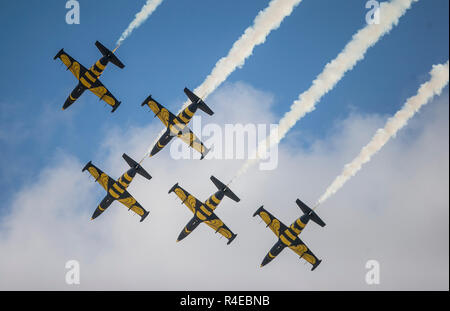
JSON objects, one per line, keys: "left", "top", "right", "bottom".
{"left": 176, "top": 190, "right": 224, "bottom": 242}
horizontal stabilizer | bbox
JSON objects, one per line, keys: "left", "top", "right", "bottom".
{"left": 296, "top": 199, "right": 326, "bottom": 227}
{"left": 211, "top": 176, "right": 240, "bottom": 202}
{"left": 122, "top": 153, "right": 152, "bottom": 180}
{"left": 95, "top": 41, "right": 125, "bottom": 69}
{"left": 200, "top": 147, "right": 211, "bottom": 160}
{"left": 184, "top": 87, "right": 214, "bottom": 116}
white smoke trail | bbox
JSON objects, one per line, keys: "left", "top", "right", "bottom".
{"left": 315, "top": 61, "right": 449, "bottom": 207}
{"left": 232, "top": 0, "right": 418, "bottom": 181}
{"left": 116, "top": 0, "right": 163, "bottom": 47}
{"left": 144, "top": 0, "right": 303, "bottom": 158}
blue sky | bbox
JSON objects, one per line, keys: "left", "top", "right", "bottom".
{"left": 0, "top": 0, "right": 448, "bottom": 201}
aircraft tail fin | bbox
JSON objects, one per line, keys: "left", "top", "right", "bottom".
{"left": 122, "top": 153, "right": 152, "bottom": 180}
{"left": 210, "top": 176, "right": 240, "bottom": 202}
{"left": 184, "top": 87, "right": 214, "bottom": 116}
{"left": 95, "top": 41, "right": 125, "bottom": 69}
{"left": 296, "top": 199, "right": 326, "bottom": 227}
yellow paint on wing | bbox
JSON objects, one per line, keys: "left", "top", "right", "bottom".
{"left": 96, "top": 60, "right": 105, "bottom": 70}
{"left": 59, "top": 54, "right": 81, "bottom": 79}
{"left": 280, "top": 235, "right": 292, "bottom": 246}
{"left": 259, "top": 211, "right": 282, "bottom": 237}
{"left": 159, "top": 108, "right": 169, "bottom": 126}
{"left": 196, "top": 211, "right": 206, "bottom": 221}
{"left": 119, "top": 196, "right": 136, "bottom": 208}
{"left": 118, "top": 179, "right": 128, "bottom": 188}
{"left": 199, "top": 205, "right": 212, "bottom": 216}
{"left": 157, "top": 141, "right": 165, "bottom": 148}
{"left": 90, "top": 66, "right": 102, "bottom": 76}
{"left": 179, "top": 114, "right": 189, "bottom": 123}
{"left": 207, "top": 219, "right": 223, "bottom": 229}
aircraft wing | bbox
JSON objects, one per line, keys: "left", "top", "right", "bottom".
{"left": 253, "top": 206, "right": 288, "bottom": 238}
{"left": 82, "top": 161, "right": 114, "bottom": 192}
{"left": 141, "top": 95, "right": 177, "bottom": 128}
{"left": 204, "top": 213, "right": 235, "bottom": 240}
{"left": 169, "top": 184, "right": 202, "bottom": 214}
{"left": 117, "top": 190, "right": 149, "bottom": 219}
{"left": 177, "top": 128, "right": 209, "bottom": 159}
{"left": 289, "top": 238, "right": 321, "bottom": 270}
{"left": 89, "top": 79, "right": 121, "bottom": 112}
{"left": 54, "top": 49, "right": 87, "bottom": 81}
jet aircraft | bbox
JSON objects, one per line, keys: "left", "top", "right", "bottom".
{"left": 169, "top": 176, "right": 239, "bottom": 244}
{"left": 54, "top": 41, "right": 124, "bottom": 112}
{"left": 141, "top": 88, "right": 213, "bottom": 159}
{"left": 253, "top": 199, "right": 325, "bottom": 271}
{"left": 82, "top": 153, "right": 151, "bottom": 222}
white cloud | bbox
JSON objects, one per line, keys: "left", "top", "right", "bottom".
{"left": 0, "top": 83, "right": 447, "bottom": 290}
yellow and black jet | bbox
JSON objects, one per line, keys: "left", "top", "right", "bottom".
{"left": 82, "top": 153, "right": 151, "bottom": 222}
{"left": 141, "top": 88, "right": 214, "bottom": 159}
{"left": 169, "top": 176, "right": 239, "bottom": 244}
{"left": 54, "top": 41, "right": 124, "bottom": 112}
{"left": 253, "top": 199, "right": 326, "bottom": 271}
